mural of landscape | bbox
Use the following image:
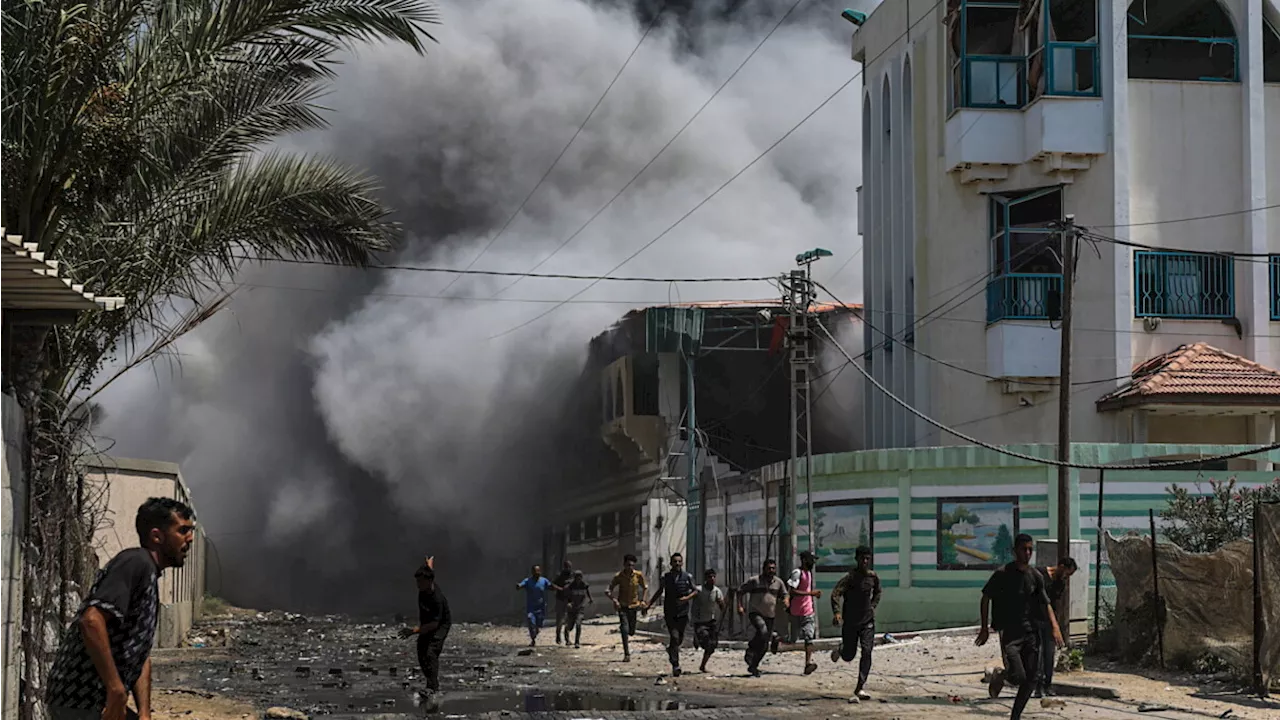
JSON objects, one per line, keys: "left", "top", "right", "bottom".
{"left": 937, "top": 497, "right": 1019, "bottom": 570}
{"left": 812, "top": 499, "right": 873, "bottom": 572}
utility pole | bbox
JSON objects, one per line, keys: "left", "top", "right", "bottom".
{"left": 1055, "top": 215, "right": 1077, "bottom": 642}
{"left": 685, "top": 347, "right": 701, "bottom": 580}
{"left": 782, "top": 249, "right": 830, "bottom": 576}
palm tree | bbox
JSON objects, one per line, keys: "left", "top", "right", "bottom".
{"left": 2, "top": 2, "right": 438, "bottom": 715}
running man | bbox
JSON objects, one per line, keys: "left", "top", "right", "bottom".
{"left": 1034, "top": 556, "right": 1077, "bottom": 697}
{"left": 689, "top": 568, "right": 726, "bottom": 674}
{"left": 563, "top": 570, "right": 593, "bottom": 648}
{"left": 516, "top": 565, "right": 553, "bottom": 647}
{"left": 607, "top": 554, "right": 648, "bottom": 662}
{"left": 736, "top": 558, "right": 789, "bottom": 677}
{"left": 785, "top": 550, "right": 823, "bottom": 675}
{"left": 398, "top": 557, "right": 451, "bottom": 696}
{"left": 46, "top": 498, "right": 195, "bottom": 720}
{"left": 830, "top": 546, "right": 880, "bottom": 703}
{"left": 976, "top": 533, "right": 1063, "bottom": 720}
{"left": 647, "top": 552, "right": 697, "bottom": 676}
{"left": 551, "top": 560, "right": 575, "bottom": 645}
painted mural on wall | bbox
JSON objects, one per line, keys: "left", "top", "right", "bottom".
{"left": 936, "top": 497, "right": 1019, "bottom": 570}
{"left": 813, "top": 499, "right": 873, "bottom": 573}
{"left": 705, "top": 513, "right": 723, "bottom": 573}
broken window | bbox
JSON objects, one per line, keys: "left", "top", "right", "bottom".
{"left": 600, "top": 511, "right": 617, "bottom": 538}
{"left": 631, "top": 353, "right": 659, "bottom": 416}
{"left": 1128, "top": 0, "right": 1238, "bottom": 82}
{"left": 947, "top": 0, "right": 1027, "bottom": 109}
{"left": 569, "top": 521, "right": 582, "bottom": 543}
{"left": 1266, "top": 17, "right": 1280, "bottom": 83}
{"left": 1025, "top": 0, "right": 1100, "bottom": 99}
{"left": 614, "top": 373, "right": 625, "bottom": 418}
{"left": 584, "top": 516, "right": 599, "bottom": 541}
{"left": 987, "top": 186, "right": 1065, "bottom": 322}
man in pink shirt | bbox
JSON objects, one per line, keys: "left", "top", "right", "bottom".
{"left": 783, "top": 550, "right": 822, "bottom": 675}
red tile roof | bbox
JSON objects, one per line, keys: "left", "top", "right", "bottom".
{"left": 1097, "top": 343, "right": 1280, "bottom": 410}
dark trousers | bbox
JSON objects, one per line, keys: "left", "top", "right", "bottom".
{"left": 666, "top": 615, "right": 688, "bottom": 669}
{"left": 417, "top": 633, "right": 446, "bottom": 691}
{"left": 618, "top": 608, "right": 639, "bottom": 655}
{"left": 839, "top": 620, "right": 876, "bottom": 689}
{"left": 744, "top": 612, "right": 775, "bottom": 670}
{"left": 1036, "top": 621, "right": 1055, "bottom": 690}
{"left": 555, "top": 600, "right": 570, "bottom": 642}
{"left": 999, "top": 630, "right": 1041, "bottom": 720}
{"left": 566, "top": 608, "right": 584, "bottom": 645}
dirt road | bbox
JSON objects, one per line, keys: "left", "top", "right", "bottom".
{"left": 149, "top": 609, "right": 1278, "bottom": 719}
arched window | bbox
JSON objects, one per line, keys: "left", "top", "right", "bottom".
{"left": 1128, "top": 0, "right": 1239, "bottom": 81}
{"left": 1265, "top": 16, "right": 1280, "bottom": 83}
{"left": 614, "top": 373, "right": 625, "bottom": 418}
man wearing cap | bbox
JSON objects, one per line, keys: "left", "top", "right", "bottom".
{"left": 830, "top": 546, "right": 880, "bottom": 704}
{"left": 784, "top": 550, "right": 823, "bottom": 675}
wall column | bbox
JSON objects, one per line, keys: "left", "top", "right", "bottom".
{"left": 898, "top": 473, "right": 912, "bottom": 588}
{"left": 1242, "top": 0, "right": 1271, "bottom": 369}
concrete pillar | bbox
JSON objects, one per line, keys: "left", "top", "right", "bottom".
{"left": 897, "top": 474, "right": 912, "bottom": 588}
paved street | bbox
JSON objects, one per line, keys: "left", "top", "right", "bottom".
{"left": 148, "top": 609, "right": 1279, "bottom": 720}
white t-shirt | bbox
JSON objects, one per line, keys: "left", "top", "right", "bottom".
{"left": 689, "top": 585, "right": 724, "bottom": 624}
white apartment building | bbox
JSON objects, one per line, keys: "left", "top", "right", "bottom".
{"left": 854, "top": 0, "right": 1280, "bottom": 452}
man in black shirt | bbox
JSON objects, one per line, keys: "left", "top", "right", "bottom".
{"left": 1034, "top": 556, "right": 1077, "bottom": 697}
{"left": 976, "top": 534, "right": 1063, "bottom": 720}
{"left": 647, "top": 552, "right": 697, "bottom": 676}
{"left": 399, "top": 557, "right": 451, "bottom": 695}
{"left": 46, "top": 497, "right": 195, "bottom": 720}
{"left": 551, "top": 560, "right": 574, "bottom": 645}
{"left": 830, "top": 546, "right": 881, "bottom": 703}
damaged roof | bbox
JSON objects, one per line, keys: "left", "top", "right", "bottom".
{"left": 2, "top": 230, "right": 124, "bottom": 313}
{"left": 1096, "top": 343, "right": 1280, "bottom": 411}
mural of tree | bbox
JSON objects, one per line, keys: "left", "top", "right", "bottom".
{"left": 992, "top": 524, "right": 1014, "bottom": 564}
{"left": 857, "top": 519, "right": 869, "bottom": 548}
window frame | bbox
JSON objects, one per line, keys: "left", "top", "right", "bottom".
{"left": 1127, "top": 1, "right": 1240, "bottom": 83}
{"left": 1269, "top": 255, "right": 1280, "bottom": 321}
{"left": 985, "top": 186, "right": 1066, "bottom": 323}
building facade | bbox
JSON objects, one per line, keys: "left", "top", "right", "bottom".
{"left": 84, "top": 456, "right": 208, "bottom": 649}
{"left": 855, "top": 0, "right": 1280, "bottom": 450}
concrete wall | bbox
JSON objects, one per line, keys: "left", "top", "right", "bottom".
{"left": 750, "top": 444, "right": 1280, "bottom": 635}
{"left": 2, "top": 393, "right": 25, "bottom": 720}
{"left": 84, "top": 457, "right": 206, "bottom": 648}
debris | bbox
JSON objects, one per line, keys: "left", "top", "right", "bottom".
{"left": 293, "top": 666, "right": 311, "bottom": 678}
{"left": 537, "top": 668, "right": 551, "bottom": 674}
{"left": 517, "top": 648, "right": 534, "bottom": 657}
{"left": 1138, "top": 703, "right": 1172, "bottom": 712}
{"left": 1040, "top": 698, "right": 1067, "bottom": 709}
{"left": 265, "top": 708, "right": 308, "bottom": 720}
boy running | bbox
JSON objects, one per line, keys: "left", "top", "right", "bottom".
{"left": 516, "top": 565, "right": 552, "bottom": 647}
{"left": 564, "top": 570, "right": 593, "bottom": 648}
{"left": 689, "top": 568, "right": 727, "bottom": 673}
{"left": 830, "top": 546, "right": 880, "bottom": 703}
{"left": 785, "top": 550, "right": 823, "bottom": 675}
{"left": 606, "top": 554, "right": 648, "bottom": 662}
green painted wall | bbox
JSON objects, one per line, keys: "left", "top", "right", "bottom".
{"left": 747, "top": 444, "right": 1279, "bottom": 635}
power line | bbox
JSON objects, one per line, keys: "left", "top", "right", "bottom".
{"left": 488, "top": 0, "right": 812, "bottom": 299}
{"left": 814, "top": 321, "right": 1280, "bottom": 470}
{"left": 1082, "top": 202, "right": 1280, "bottom": 230}
{"left": 236, "top": 255, "right": 775, "bottom": 283}
{"left": 1079, "top": 228, "right": 1276, "bottom": 261}
{"left": 238, "top": 281, "right": 738, "bottom": 306}
{"left": 487, "top": 0, "right": 949, "bottom": 340}
{"left": 435, "top": 2, "right": 672, "bottom": 296}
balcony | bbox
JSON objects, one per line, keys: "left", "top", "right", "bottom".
{"left": 986, "top": 273, "right": 1064, "bottom": 323}
{"left": 1134, "top": 251, "right": 1235, "bottom": 320}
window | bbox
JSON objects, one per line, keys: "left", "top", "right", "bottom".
{"left": 1270, "top": 256, "right": 1280, "bottom": 320}
{"left": 568, "top": 521, "right": 582, "bottom": 543}
{"left": 584, "top": 516, "right": 599, "bottom": 541}
{"left": 614, "top": 373, "right": 625, "bottom": 418}
{"left": 1128, "top": 0, "right": 1238, "bottom": 82}
{"left": 600, "top": 511, "right": 617, "bottom": 538}
{"left": 1134, "top": 251, "right": 1235, "bottom": 319}
{"left": 986, "top": 186, "right": 1065, "bottom": 322}
{"left": 631, "top": 353, "right": 659, "bottom": 416}
{"left": 603, "top": 375, "right": 613, "bottom": 422}
{"left": 947, "top": 0, "right": 1027, "bottom": 110}
{"left": 1026, "top": 0, "right": 1100, "bottom": 100}
{"left": 1266, "top": 18, "right": 1280, "bottom": 83}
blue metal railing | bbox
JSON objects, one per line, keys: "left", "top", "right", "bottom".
{"left": 986, "top": 273, "right": 1064, "bottom": 323}
{"left": 1270, "top": 256, "right": 1280, "bottom": 321}
{"left": 1134, "top": 251, "right": 1235, "bottom": 319}
{"left": 1044, "top": 42, "right": 1100, "bottom": 96}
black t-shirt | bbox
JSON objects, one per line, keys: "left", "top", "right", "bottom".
{"left": 47, "top": 548, "right": 160, "bottom": 709}
{"left": 553, "top": 570, "right": 574, "bottom": 602}
{"left": 566, "top": 579, "right": 590, "bottom": 611}
{"left": 983, "top": 562, "right": 1050, "bottom": 636}
{"left": 418, "top": 588, "right": 451, "bottom": 639}
{"left": 1036, "top": 566, "right": 1068, "bottom": 605}
{"left": 661, "top": 570, "right": 697, "bottom": 618}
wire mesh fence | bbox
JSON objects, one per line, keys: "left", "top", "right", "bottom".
{"left": 1255, "top": 502, "right": 1279, "bottom": 694}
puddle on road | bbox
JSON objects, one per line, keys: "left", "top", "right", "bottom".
{"left": 434, "top": 689, "right": 702, "bottom": 714}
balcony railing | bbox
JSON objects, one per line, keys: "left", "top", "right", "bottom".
{"left": 987, "top": 273, "right": 1064, "bottom": 323}
{"left": 1134, "top": 251, "right": 1235, "bottom": 319}
{"left": 1270, "top": 256, "right": 1280, "bottom": 321}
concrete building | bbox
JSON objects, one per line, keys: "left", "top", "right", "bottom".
{"left": 82, "top": 456, "right": 207, "bottom": 649}
{"left": 853, "top": 0, "right": 1280, "bottom": 450}
{"left": 552, "top": 300, "right": 861, "bottom": 613}
{"left": 2, "top": 231, "right": 123, "bottom": 720}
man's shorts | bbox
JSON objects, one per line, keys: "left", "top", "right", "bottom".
{"left": 693, "top": 620, "right": 719, "bottom": 651}
{"left": 789, "top": 613, "right": 817, "bottom": 643}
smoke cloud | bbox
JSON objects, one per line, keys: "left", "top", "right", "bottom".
{"left": 95, "top": 0, "right": 866, "bottom": 618}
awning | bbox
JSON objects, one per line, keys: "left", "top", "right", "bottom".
{"left": 2, "top": 230, "right": 124, "bottom": 313}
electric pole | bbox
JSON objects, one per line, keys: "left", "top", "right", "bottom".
{"left": 1055, "top": 215, "right": 1077, "bottom": 642}
{"left": 685, "top": 347, "right": 701, "bottom": 580}
{"left": 782, "top": 249, "right": 829, "bottom": 576}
